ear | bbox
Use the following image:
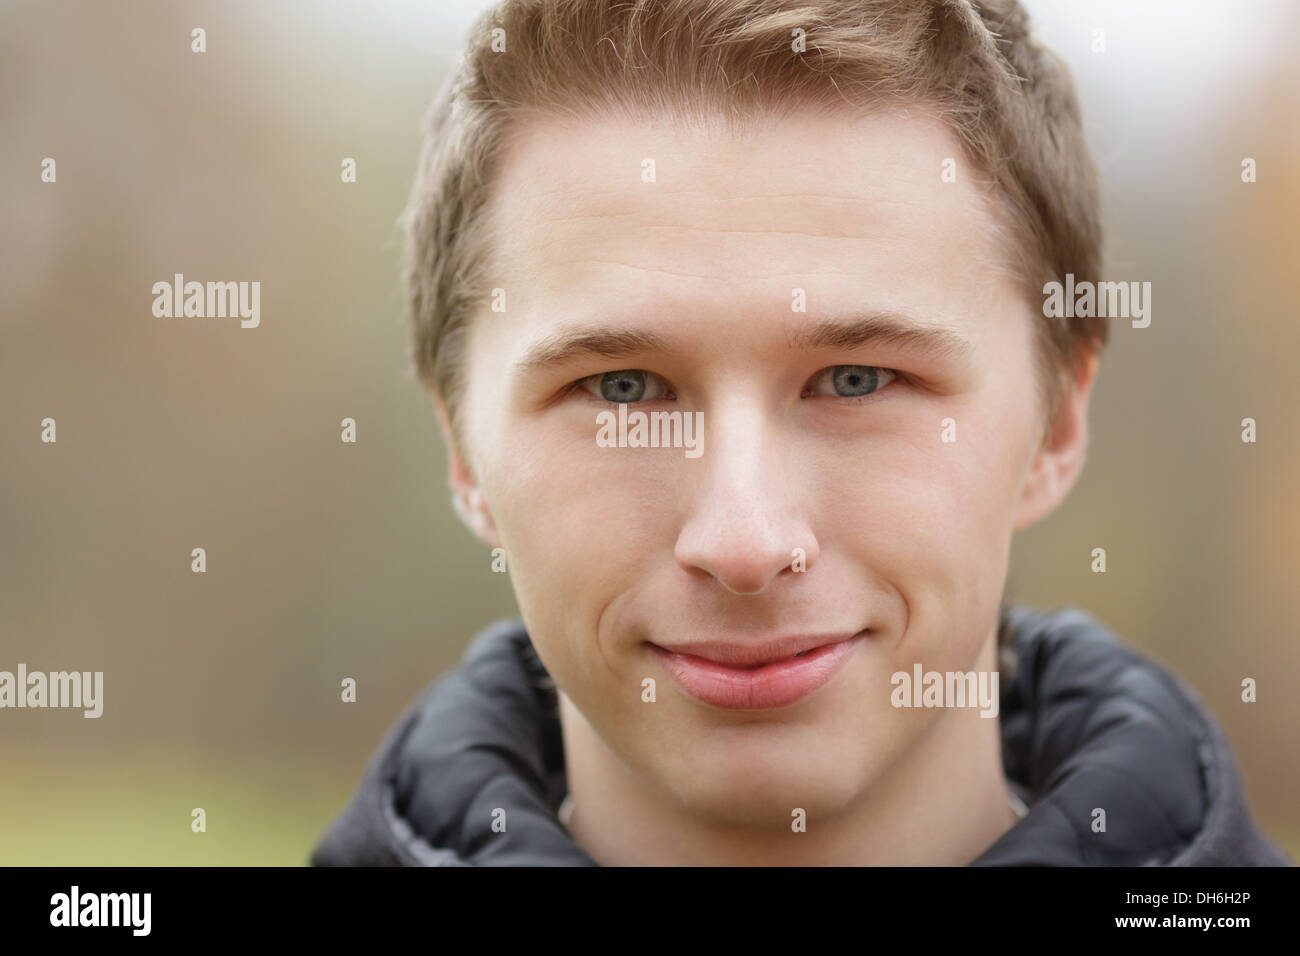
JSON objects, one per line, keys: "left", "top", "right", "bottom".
{"left": 1012, "top": 348, "right": 1101, "bottom": 532}
{"left": 432, "top": 390, "right": 503, "bottom": 549}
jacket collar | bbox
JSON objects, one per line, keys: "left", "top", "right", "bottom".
{"left": 312, "top": 605, "right": 1290, "bottom": 866}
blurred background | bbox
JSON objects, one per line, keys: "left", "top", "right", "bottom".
{"left": 1, "top": 0, "right": 1296, "bottom": 864}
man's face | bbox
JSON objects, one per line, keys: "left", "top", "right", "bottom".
{"left": 453, "top": 106, "right": 1056, "bottom": 822}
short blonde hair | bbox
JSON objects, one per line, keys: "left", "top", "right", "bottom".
{"left": 405, "top": 0, "right": 1106, "bottom": 451}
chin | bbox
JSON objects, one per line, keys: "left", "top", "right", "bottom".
{"left": 655, "top": 727, "right": 876, "bottom": 827}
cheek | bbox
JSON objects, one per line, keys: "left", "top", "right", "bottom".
{"left": 820, "top": 401, "right": 1028, "bottom": 665}
{"left": 479, "top": 422, "right": 674, "bottom": 685}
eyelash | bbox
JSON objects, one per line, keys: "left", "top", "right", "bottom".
{"left": 565, "top": 367, "right": 904, "bottom": 405}
{"left": 800, "top": 366, "right": 902, "bottom": 405}
{"left": 567, "top": 370, "right": 676, "bottom": 403}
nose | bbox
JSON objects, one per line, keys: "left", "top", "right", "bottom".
{"left": 673, "top": 403, "right": 820, "bottom": 594}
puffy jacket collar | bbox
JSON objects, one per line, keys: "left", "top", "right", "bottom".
{"left": 311, "top": 606, "right": 1291, "bottom": 866}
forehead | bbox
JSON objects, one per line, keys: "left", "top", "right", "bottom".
{"left": 479, "top": 104, "right": 1020, "bottom": 346}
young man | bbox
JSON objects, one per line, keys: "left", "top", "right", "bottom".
{"left": 312, "top": 0, "right": 1291, "bottom": 866}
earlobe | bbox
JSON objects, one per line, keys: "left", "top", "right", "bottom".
{"left": 1013, "top": 349, "right": 1100, "bottom": 532}
{"left": 450, "top": 487, "right": 502, "bottom": 547}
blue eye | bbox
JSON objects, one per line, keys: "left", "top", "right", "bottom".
{"left": 804, "top": 365, "right": 897, "bottom": 398}
{"left": 577, "top": 369, "right": 673, "bottom": 403}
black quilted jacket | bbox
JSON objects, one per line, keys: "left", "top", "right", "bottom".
{"left": 311, "top": 605, "right": 1293, "bottom": 866}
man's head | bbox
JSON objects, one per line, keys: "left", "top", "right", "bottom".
{"left": 405, "top": 0, "right": 1105, "bottom": 826}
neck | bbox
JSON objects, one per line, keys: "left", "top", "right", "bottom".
{"left": 558, "top": 633, "right": 1017, "bottom": 866}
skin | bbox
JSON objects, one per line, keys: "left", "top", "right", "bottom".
{"left": 433, "top": 104, "right": 1099, "bottom": 865}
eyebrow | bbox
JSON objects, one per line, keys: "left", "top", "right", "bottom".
{"left": 515, "top": 327, "right": 671, "bottom": 371}
{"left": 513, "top": 311, "right": 974, "bottom": 372}
{"left": 787, "top": 312, "right": 976, "bottom": 362}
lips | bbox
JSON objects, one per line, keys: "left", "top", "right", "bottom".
{"left": 649, "top": 631, "right": 869, "bottom": 709}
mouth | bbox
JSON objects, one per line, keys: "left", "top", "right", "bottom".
{"left": 648, "top": 630, "right": 871, "bottom": 710}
